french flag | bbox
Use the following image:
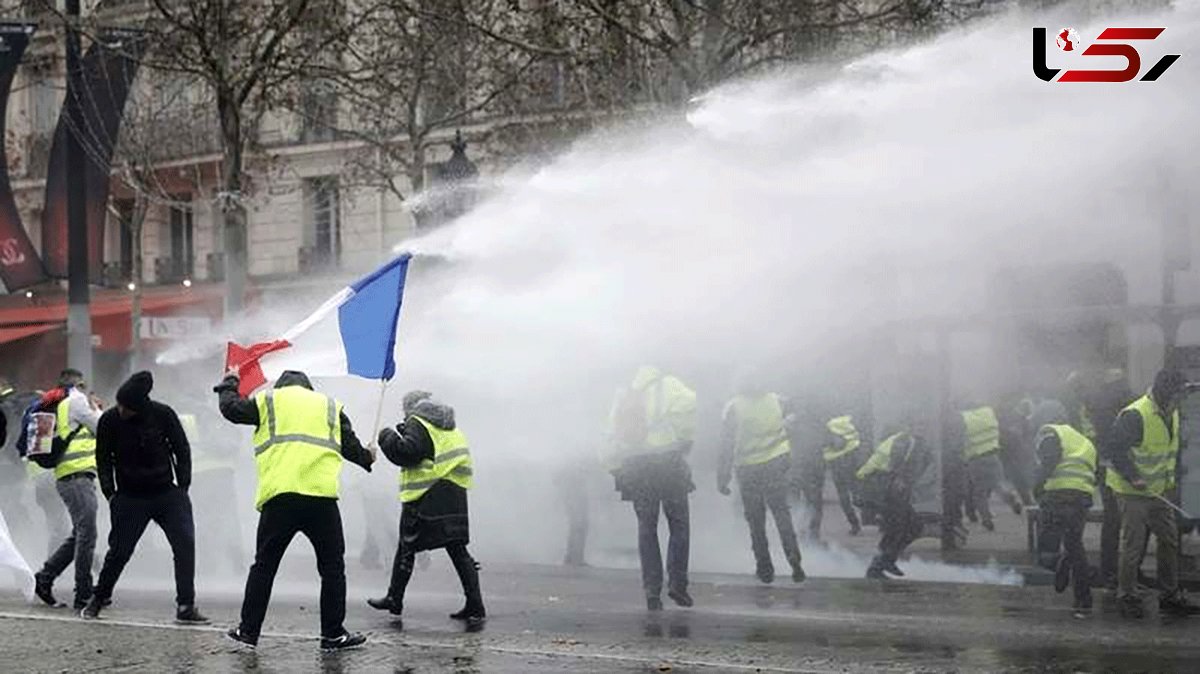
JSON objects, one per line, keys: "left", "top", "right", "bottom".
{"left": 226, "top": 254, "right": 411, "bottom": 396}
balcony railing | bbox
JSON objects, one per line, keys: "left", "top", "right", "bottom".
{"left": 153, "top": 256, "right": 193, "bottom": 284}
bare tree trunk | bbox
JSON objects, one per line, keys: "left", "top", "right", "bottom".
{"left": 218, "top": 89, "right": 247, "bottom": 315}
{"left": 129, "top": 192, "right": 148, "bottom": 375}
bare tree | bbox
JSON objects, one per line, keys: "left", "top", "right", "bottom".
{"left": 568, "top": 0, "right": 1005, "bottom": 104}
{"left": 142, "top": 0, "right": 355, "bottom": 313}
{"left": 297, "top": 0, "right": 551, "bottom": 205}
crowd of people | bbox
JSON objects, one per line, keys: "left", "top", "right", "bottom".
{"left": 595, "top": 363, "right": 1200, "bottom": 619}
{"left": 0, "top": 357, "right": 1196, "bottom": 653}
{"left": 0, "top": 367, "right": 483, "bottom": 651}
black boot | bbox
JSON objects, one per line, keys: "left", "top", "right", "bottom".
{"left": 34, "top": 572, "right": 62, "bottom": 608}
{"left": 449, "top": 550, "right": 486, "bottom": 624}
{"left": 865, "top": 556, "right": 887, "bottom": 580}
{"left": 367, "top": 595, "right": 404, "bottom": 616}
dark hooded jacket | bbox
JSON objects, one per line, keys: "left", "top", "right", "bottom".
{"left": 214, "top": 370, "right": 373, "bottom": 474}
{"left": 96, "top": 373, "right": 191, "bottom": 499}
{"left": 378, "top": 399, "right": 469, "bottom": 551}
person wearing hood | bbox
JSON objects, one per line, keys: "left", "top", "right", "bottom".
{"left": 82, "top": 371, "right": 208, "bottom": 624}
{"left": 604, "top": 366, "right": 697, "bottom": 611}
{"left": 1031, "top": 399, "right": 1096, "bottom": 617}
{"left": 367, "top": 390, "right": 484, "bottom": 628}
{"left": 215, "top": 369, "right": 374, "bottom": 651}
{"left": 858, "top": 418, "right": 932, "bottom": 579}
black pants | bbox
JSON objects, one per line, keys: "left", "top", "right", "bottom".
{"left": 94, "top": 487, "right": 196, "bottom": 606}
{"left": 878, "top": 492, "right": 922, "bottom": 565}
{"left": 239, "top": 494, "right": 346, "bottom": 639}
{"left": 804, "top": 456, "right": 861, "bottom": 536}
{"left": 740, "top": 474, "right": 802, "bottom": 575}
{"left": 632, "top": 494, "right": 689, "bottom": 599}
{"left": 387, "top": 539, "right": 482, "bottom": 610}
{"left": 1040, "top": 498, "right": 1091, "bottom": 602}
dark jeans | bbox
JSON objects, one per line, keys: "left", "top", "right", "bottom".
{"left": 387, "top": 539, "right": 482, "bottom": 610}
{"left": 1040, "top": 497, "right": 1091, "bottom": 603}
{"left": 740, "top": 474, "right": 802, "bottom": 575}
{"left": 239, "top": 494, "right": 346, "bottom": 639}
{"left": 94, "top": 487, "right": 196, "bottom": 606}
{"left": 39, "top": 474, "right": 98, "bottom": 602}
{"left": 632, "top": 495, "right": 689, "bottom": 599}
{"left": 966, "top": 454, "right": 1002, "bottom": 527}
{"left": 34, "top": 473, "right": 69, "bottom": 557}
{"left": 879, "top": 491, "right": 921, "bottom": 564}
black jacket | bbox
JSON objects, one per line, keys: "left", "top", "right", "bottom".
{"left": 214, "top": 370, "right": 373, "bottom": 472}
{"left": 378, "top": 399, "right": 469, "bottom": 551}
{"left": 95, "top": 401, "right": 191, "bottom": 499}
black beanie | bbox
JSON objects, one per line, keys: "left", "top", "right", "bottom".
{"left": 117, "top": 371, "right": 154, "bottom": 410}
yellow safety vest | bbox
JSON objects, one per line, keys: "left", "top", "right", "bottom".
{"left": 54, "top": 398, "right": 96, "bottom": 480}
{"left": 1106, "top": 395, "right": 1178, "bottom": 497}
{"left": 823, "top": 415, "right": 861, "bottom": 462}
{"left": 399, "top": 416, "right": 473, "bottom": 503}
{"left": 857, "top": 432, "right": 908, "bottom": 480}
{"left": 961, "top": 406, "right": 1000, "bottom": 460}
{"left": 726, "top": 393, "right": 791, "bottom": 467}
{"left": 1041, "top": 424, "right": 1097, "bottom": 495}
{"left": 251, "top": 386, "right": 343, "bottom": 511}
{"left": 606, "top": 366, "right": 697, "bottom": 463}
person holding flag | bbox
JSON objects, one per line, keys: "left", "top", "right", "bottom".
{"left": 217, "top": 254, "right": 412, "bottom": 650}
{"left": 216, "top": 369, "right": 374, "bottom": 651}
{"left": 367, "top": 390, "right": 483, "bottom": 629}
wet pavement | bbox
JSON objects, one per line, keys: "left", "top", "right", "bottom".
{"left": 1, "top": 561, "right": 1199, "bottom": 673}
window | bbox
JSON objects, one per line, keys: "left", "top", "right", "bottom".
{"left": 167, "top": 195, "right": 194, "bottom": 281}
{"left": 306, "top": 177, "right": 340, "bottom": 269}
{"left": 300, "top": 78, "right": 337, "bottom": 142}
{"left": 27, "top": 58, "right": 59, "bottom": 137}
{"left": 114, "top": 198, "right": 134, "bottom": 280}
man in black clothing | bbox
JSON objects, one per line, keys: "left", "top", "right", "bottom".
{"left": 81, "top": 371, "right": 208, "bottom": 624}
{"left": 216, "top": 370, "right": 373, "bottom": 651}
{"left": 1030, "top": 400, "right": 1094, "bottom": 616}
{"left": 861, "top": 423, "right": 933, "bottom": 579}
{"left": 367, "top": 391, "right": 484, "bottom": 628}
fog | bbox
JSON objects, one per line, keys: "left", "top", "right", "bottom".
{"left": 5, "top": 1, "right": 1191, "bottom": 598}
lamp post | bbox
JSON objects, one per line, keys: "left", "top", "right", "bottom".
{"left": 65, "top": 0, "right": 92, "bottom": 378}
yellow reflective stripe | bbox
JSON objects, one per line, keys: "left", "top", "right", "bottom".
{"left": 254, "top": 392, "right": 340, "bottom": 455}
{"left": 436, "top": 447, "right": 470, "bottom": 464}
{"left": 59, "top": 450, "right": 95, "bottom": 463}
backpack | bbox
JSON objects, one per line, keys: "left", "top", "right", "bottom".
{"left": 611, "top": 385, "right": 649, "bottom": 451}
{"left": 14, "top": 396, "right": 42, "bottom": 458}
{"left": 17, "top": 389, "right": 75, "bottom": 469}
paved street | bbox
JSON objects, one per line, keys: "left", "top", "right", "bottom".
{"left": 1, "top": 558, "right": 1198, "bottom": 673}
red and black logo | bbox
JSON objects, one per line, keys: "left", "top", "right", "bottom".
{"left": 1033, "top": 27, "right": 1180, "bottom": 83}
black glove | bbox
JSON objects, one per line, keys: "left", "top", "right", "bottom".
{"left": 377, "top": 425, "right": 399, "bottom": 448}
{"left": 212, "top": 374, "right": 239, "bottom": 393}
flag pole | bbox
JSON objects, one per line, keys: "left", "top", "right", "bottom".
{"left": 369, "top": 379, "right": 389, "bottom": 460}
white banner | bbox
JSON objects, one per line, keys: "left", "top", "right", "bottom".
{"left": 139, "top": 316, "right": 212, "bottom": 341}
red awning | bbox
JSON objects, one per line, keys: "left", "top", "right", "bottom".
{"left": 0, "top": 323, "right": 59, "bottom": 346}
{"left": 0, "top": 285, "right": 226, "bottom": 327}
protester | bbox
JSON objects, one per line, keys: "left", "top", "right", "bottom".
{"left": 82, "top": 371, "right": 208, "bottom": 624}
{"left": 216, "top": 370, "right": 373, "bottom": 651}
